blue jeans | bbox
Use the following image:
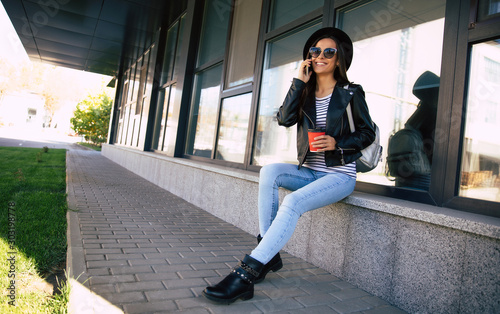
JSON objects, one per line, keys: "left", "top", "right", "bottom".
{"left": 250, "top": 163, "right": 356, "bottom": 264}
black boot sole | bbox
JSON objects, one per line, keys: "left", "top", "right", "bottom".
{"left": 202, "top": 289, "right": 254, "bottom": 304}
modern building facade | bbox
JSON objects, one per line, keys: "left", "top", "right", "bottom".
{"left": 104, "top": 0, "right": 500, "bottom": 216}
{"left": 4, "top": 0, "right": 500, "bottom": 312}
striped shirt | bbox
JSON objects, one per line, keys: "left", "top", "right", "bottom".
{"left": 302, "top": 93, "right": 357, "bottom": 178}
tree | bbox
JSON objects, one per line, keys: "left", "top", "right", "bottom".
{"left": 0, "top": 58, "right": 17, "bottom": 101}
{"left": 70, "top": 92, "right": 113, "bottom": 146}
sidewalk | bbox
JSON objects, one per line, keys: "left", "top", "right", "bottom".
{"left": 66, "top": 149, "right": 406, "bottom": 314}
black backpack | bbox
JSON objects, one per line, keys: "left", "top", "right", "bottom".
{"left": 386, "top": 127, "right": 431, "bottom": 178}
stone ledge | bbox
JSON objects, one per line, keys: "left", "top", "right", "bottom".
{"left": 102, "top": 144, "right": 500, "bottom": 313}
{"left": 102, "top": 144, "right": 500, "bottom": 240}
{"left": 344, "top": 192, "right": 500, "bottom": 240}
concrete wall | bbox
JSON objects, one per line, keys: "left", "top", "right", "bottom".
{"left": 102, "top": 144, "right": 500, "bottom": 314}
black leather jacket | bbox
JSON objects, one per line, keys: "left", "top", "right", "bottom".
{"left": 277, "top": 78, "right": 376, "bottom": 169}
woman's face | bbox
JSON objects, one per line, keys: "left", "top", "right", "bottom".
{"left": 311, "top": 38, "right": 338, "bottom": 76}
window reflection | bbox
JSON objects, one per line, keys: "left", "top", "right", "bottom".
{"left": 268, "top": 0, "right": 324, "bottom": 31}
{"left": 216, "top": 94, "right": 252, "bottom": 163}
{"left": 478, "top": 0, "right": 500, "bottom": 21}
{"left": 252, "top": 23, "right": 322, "bottom": 166}
{"left": 225, "top": 0, "right": 262, "bottom": 88}
{"left": 186, "top": 65, "right": 222, "bottom": 157}
{"left": 197, "top": 0, "right": 230, "bottom": 67}
{"left": 155, "top": 88, "right": 169, "bottom": 150}
{"left": 162, "top": 85, "right": 177, "bottom": 153}
{"left": 173, "top": 14, "right": 186, "bottom": 80}
{"left": 161, "top": 22, "right": 179, "bottom": 86}
{"left": 338, "top": 0, "right": 446, "bottom": 189}
{"left": 460, "top": 40, "right": 500, "bottom": 202}
{"left": 386, "top": 71, "right": 439, "bottom": 190}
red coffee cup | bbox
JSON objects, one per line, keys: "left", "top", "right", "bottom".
{"left": 308, "top": 129, "right": 325, "bottom": 152}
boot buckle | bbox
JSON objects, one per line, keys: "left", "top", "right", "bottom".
{"left": 239, "top": 262, "right": 260, "bottom": 278}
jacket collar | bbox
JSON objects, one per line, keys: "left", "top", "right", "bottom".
{"left": 302, "top": 84, "right": 354, "bottom": 129}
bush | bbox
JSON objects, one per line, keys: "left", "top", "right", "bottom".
{"left": 70, "top": 92, "right": 112, "bottom": 146}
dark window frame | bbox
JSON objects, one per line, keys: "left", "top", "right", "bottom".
{"left": 328, "top": 0, "right": 500, "bottom": 217}
{"left": 174, "top": 0, "right": 500, "bottom": 216}
{"left": 183, "top": 0, "right": 228, "bottom": 161}
{"left": 246, "top": 0, "right": 324, "bottom": 173}
{"left": 182, "top": 0, "right": 259, "bottom": 170}
{"left": 441, "top": 0, "right": 500, "bottom": 217}
{"left": 183, "top": 0, "right": 325, "bottom": 171}
{"left": 152, "top": 16, "right": 184, "bottom": 153}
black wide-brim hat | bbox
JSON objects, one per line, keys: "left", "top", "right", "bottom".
{"left": 303, "top": 27, "right": 354, "bottom": 70}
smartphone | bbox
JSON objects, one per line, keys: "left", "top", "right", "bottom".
{"left": 305, "top": 65, "right": 309, "bottom": 77}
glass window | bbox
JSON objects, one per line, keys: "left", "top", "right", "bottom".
{"left": 121, "top": 79, "right": 129, "bottom": 118}
{"left": 252, "top": 22, "right": 322, "bottom": 166}
{"left": 153, "top": 17, "right": 185, "bottom": 153}
{"left": 186, "top": 65, "right": 222, "bottom": 157}
{"left": 337, "top": 0, "right": 446, "bottom": 190}
{"left": 197, "top": 0, "right": 231, "bottom": 67}
{"left": 173, "top": 14, "right": 187, "bottom": 80}
{"left": 216, "top": 93, "right": 252, "bottom": 163}
{"left": 142, "top": 50, "right": 150, "bottom": 95}
{"left": 162, "top": 85, "right": 177, "bottom": 154}
{"left": 136, "top": 57, "right": 149, "bottom": 115}
{"left": 459, "top": 40, "right": 500, "bottom": 203}
{"left": 131, "top": 62, "right": 138, "bottom": 103}
{"left": 126, "top": 69, "right": 134, "bottom": 103}
{"left": 154, "top": 86, "right": 177, "bottom": 152}
{"left": 478, "top": 0, "right": 500, "bottom": 22}
{"left": 135, "top": 66, "right": 146, "bottom": 115}
{"left": 145, "top": 44, "right": 156, "bottom": 98}
{"left": 154, "top": 88, "right": 169, "bottom": 151}
{"left": 225, "top": 0, "right": 263, "bottom": 88}
{"left": 268, "top": 0, "right": 323, "bottom": 31}
{"left": 161, "top": 22, "right": 179, "bottom": 86}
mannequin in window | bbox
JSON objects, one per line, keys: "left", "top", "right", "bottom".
{"left": 386, "top": 71, "right": 440, "bottom": 190}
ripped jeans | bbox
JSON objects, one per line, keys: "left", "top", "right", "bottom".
{"left": 250, "top": 163, "right": 356, "bottom": 264}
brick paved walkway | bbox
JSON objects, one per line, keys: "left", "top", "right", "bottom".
{"left": 66, "top": 150, "right": 406, "bottom": 314}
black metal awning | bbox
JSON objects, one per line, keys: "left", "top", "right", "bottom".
{"left": 2, "top": 0, "right": 186, "bottom": 76}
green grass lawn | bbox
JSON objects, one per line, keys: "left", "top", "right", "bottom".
{"left": 0, "top": 147, "right": 69, "bottom": 313}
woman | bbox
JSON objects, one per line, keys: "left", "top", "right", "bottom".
{"left": 203, "top": 27, "right": 376, "bottom": 304}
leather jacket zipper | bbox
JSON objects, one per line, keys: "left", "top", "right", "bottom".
{"left": 336, "top": 115, "right": 356, "bottom": 165}
{"left": 338, "top": 147, "right": 345, "bottom": 165}
{"left": 339, "top": 116, "right": 345, "bottom": 165}
{"left": 300, "top": 110, "right": 314, "bottom": 167}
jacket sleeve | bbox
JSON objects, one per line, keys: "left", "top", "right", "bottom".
{"left": 277, "top": 78, "right": 306, "bottom": 127}
{"left": 335, "top": 85, "right": 376, "bottom": 151}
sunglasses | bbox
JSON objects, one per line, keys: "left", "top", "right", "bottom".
{"left": 309, "top": 47, "right": 337, "bottom": 59}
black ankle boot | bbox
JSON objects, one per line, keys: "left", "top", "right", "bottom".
{"left": 254, "top": 234, "right": 283, "bottom": 284}
{"left": 203, "top": 254, "right": 264, "bottom": 304}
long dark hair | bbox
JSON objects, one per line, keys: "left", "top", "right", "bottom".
{"left": 300, "top": 35, "right": 350, "bottom": 113}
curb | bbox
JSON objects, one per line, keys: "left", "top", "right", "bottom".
{"left": 68, "top": 279, "right": 123, "bottom": 314}
{"left": 66, "top": 152, "right": 88, "bottom": 285}
{"left": 66, "top": 151, "right": 123, "bottom": 313}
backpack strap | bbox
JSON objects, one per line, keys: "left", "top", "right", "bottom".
{"left": 344, "top": 85, "right": 355, "bottom": 133}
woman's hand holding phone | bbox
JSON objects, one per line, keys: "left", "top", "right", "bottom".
{"left": 298, "top": 59, "right": 312, "bottom": 83}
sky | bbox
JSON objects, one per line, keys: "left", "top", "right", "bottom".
{"left": 0, "top": 3, "right": 29, "bottom": 64}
